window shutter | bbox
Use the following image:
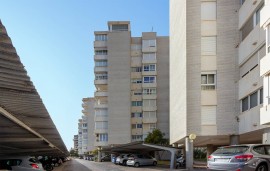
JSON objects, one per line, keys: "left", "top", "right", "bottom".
{"left": 201, "top": 106, "right": 216, "bottom": 125}
{"left": 201, "top": 37, "right": 216, "bottom": 56}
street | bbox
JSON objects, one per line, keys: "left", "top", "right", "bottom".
{"left": 54, "top": 159, "right": 208, "bottom": 171}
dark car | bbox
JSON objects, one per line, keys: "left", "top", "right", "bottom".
{"left": 207, "top": 144, "right": 270, "bottom": 171}
{"left": 101, "top": 155, "right": 111, "bottom": 162}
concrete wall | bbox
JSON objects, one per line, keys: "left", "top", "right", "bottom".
{"left": 107, "top": 31, "right": 131, "bottom": 144}
{"left": 170, "top": 0, "right": 187, "bottom": 144}
{"left": 156, "top": 37, "right": 170, "bottom": 138}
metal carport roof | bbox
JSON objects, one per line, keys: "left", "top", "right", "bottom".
{"left": 0, "top": 20, "right": 68, "bottom": 156}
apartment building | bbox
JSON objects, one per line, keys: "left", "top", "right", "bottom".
{"left": 93, "top": 21, "right": 169, "bottom": 148}
{"left": 170, "top": 0, "right": 270, "bottom": 166}
{"left": 73, "top": 135, "right": 78, "bottom": 152}
{"left": 77, "top": 98, "right": 95, "bottom": 156}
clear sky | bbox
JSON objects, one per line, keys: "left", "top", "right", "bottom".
{"left": 0, "top": 0, "right": 169, "bottom": 150}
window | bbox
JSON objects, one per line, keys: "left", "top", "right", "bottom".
{"left": 99, "top": 134, "right": 108, "bottom": 142}
{"left": 143, "top": 40, "right": 156, "bottom": 48}
{"left": 201, "top": 36, "right": 216, "bottom": 56}
{"left": 143, "top": 64, "right": 156, "bottom": 71}
{"left": 266, "top": 24, "right": 270, "bottom": 53}
{"left": 131, "top": 101, "right": 143, "bottom": 106}
{"left": 132, "top": 124, "right": 142, "bottom": 129}
{"left": 256, "top": 5, "right": 263, "bottom": 25}
{"left": 143, "top": 88, "right": 156, "bottom": 95}
{"left": 260, "top": 88, "right": 263, "bottom": 104}
{"left": 241, "top": 16, "right": 254, "bottom": 41}
{"left": 143, "top": 111, "right": 156, "bottom": 118}
{"left": 143, "top": 53, "right": 156, "bottom": 61}
{"left": 242, "top": 96, "right": 249, "bottom": 112}
{"left": 131, "top": 112, "right": 143, "bottom": 118}
{"left": 95, "top": 121, "right": 108, "bottom": 129}
{"left": 95, "top": 109, "right": 108, "bottom": 116}
{"left": 95, "top": 60, "right": 107, "bottom": 67}
{"left": 131, "top": 67, "right": 142, "bottom": 72}
{"left": 95, "top": 73, "right": 108, "bottom": 80}
{"left": 112, "top": 24, "right": 128, "bottom": 31}
{"left": 131, "top": 79, "right": 142, "bottom": 84}
{"left": 253, "top": 146, "right": 266, "bottom": 155}
{"left": 149, "top": 124, "right": 156, "bottom": 131}
{"left": 95, "top": 50, "right": 107, "bottom": 55}
{"left": 82, "top": 123, "right": 87, "bottom": 127}
{"left": 250, "top": 91, "right": 258, "bottom": 109}
{"left": 132, "top": 90, "right": 142, "bottom": 95}
{"left": 132, "top": 135, "right": 143, "bottom": 140}
{"left": 131, "top": 44, "right": 142, "bottom": 50}
{"left": 201, "top": 74, "right": 215, "bottom": 90}
{"left": 143, "top": 99, "right": 156, "bottom": 106}
{"left": 95, "top": 34, "right": 107, "bottom": 41}
{"left": 143, "top": 76, "right": 156, "bottom": 83}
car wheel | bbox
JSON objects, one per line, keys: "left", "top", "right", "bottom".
{"left": 256, "top": 164, "right": 268, "bottom": 171}
{"left": 153, "top": 161, "right": 157, "bottom": 166}
{"left": 134, "top": 162, "right": 140, "bottom": 167}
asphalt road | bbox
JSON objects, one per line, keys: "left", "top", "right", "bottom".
{"left": 54, "top": 159, "right": 208, "bottom": 171}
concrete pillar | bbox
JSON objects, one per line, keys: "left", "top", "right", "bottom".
{"left": 173, "top": 143, "right": 179, "bottom": 148}
{"left": 97, "top": 147, "right": 101, "bottom": 162}
{"left": 263, "top": 128, "right": 270, "bottom": 144}
{"left": 230, "top": 135, "right": 239, "bottom": 145}
{"left": 206, "top": 144, "right": 214, "bottom": 159}
{"left": 185, "top": 137, "right": 193, "bottom": 170}
{"left": 170, "top": 150, "right": 176, "bottom": 169}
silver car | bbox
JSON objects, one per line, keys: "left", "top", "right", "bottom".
{"left": 207, "top": 144, "right": 270, "bottom": 171}
{"left": 115, "top": 154, "right": 131, "bottom": 165}
{"left": 0, "top": 156, "right": 44, "bottom": 171}
{"left": 126, "top": 154, "right": 157, "bottom": 167}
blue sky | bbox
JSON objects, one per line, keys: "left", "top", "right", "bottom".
{"left": 0, "top": 0, "right": 169, "bottom": 150}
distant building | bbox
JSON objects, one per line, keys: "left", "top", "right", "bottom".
{"left": 93, "top": 21, "right": 169, "bottom": 148}
{"left": 73, "top": 135, "right": 78, "bottom": 153}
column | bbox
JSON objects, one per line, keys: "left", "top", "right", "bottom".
{"left": 230, "top": 135, "right": 239, "bottom": 145}
{"left": 263, "top": 128, "right": 270, "bottom": 144}
{"left": 206, "top": 144, "right": 214, "bottom": 159}
{"left": 185, "top": 137, "right": 193, "bottom": 169}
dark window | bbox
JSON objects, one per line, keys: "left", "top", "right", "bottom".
{"left": 260, "top": 88, "right": 263, "bottom": 104}
{"left": 250, "top": 91, "right": 258, "bottom": 109}
{"left": 242, "top": 97, "right": 249, "bottom": 112}
{"left": 213, "top": 146, "right": 249, "bottom": 155}
{"left": 253, "top": 146, "right": 266, "bottom": 155}
{"left": 241, "top": 16, "right": 253, "bottom": 41}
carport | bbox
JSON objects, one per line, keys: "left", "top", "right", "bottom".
{"left": 0, "top": 20, "right": 68, "bottom": 156}
{"left": 102, "top": 141, "right": 180, "bottom": 169}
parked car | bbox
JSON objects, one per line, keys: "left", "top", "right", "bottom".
{"left": 100, "top": 155, "right": 111, "bottom": 162}
{"left": 115, "top": 154, "right": 131, "bottom": 165}
{"left": 207, "top": 144, "right": 270, "bottom": 171}
{"left": 0, "top": 156, "right": 44, "bottom": 171}
{"left": 126, "top": 154, "right": 157, "bottom": 167}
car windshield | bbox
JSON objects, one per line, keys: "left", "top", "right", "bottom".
{"left": 213, "top": 146, "right": 249, "bottom": 155}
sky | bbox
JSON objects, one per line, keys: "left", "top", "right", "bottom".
{"left": 0, "top": 0, "right": 169, "bottom": 150}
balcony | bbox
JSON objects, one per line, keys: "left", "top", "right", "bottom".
{"left": 143, "top": 117, "right": 157, "bottom": 124}
{"left": 94, "top": 103, "right": 108, "bottom": 109}
{"left": 239, "top": 25, "right": 266, "bottom": 65}
{"left": 131, "top": 72, "right": 142, "bottom": 79}
{"left": 94, "top": 41, "right": 107, "bottom": 48}
{"left": 142, "top": 46, "right": 157, "bottom": 53}
{"left": 142, "top": 71, "right": 157, "bottom": 76}
{"left": 94, "top": 55, "right": 107, "bottom": 60}
{"left": 143, "top": 106, "right": 157, "bottom": 111}
{"left": 260, "top": 53, "right": 270, "bottom": 76}
{"left": 131, "top": 128, "right": 143, "bottom": 135}
{"left": 260, "top": 4, "right": 270, "bottom": 28}
{"left": 131, "top": 95, "right": 142, "bottom": 101}
{"left": 131, "top": 83, "right": 142, "bottom": 90}
{"left": 94, "top": 66, "right": 108, "bottom": 73}
{"left": 142, "top": 94, "right": 157, "bottom": 100}
{"left": 95, "top": 115, "right": 108, "bottom": 122}
{"left": 94, "top": 141, "right": 108, "bottom": 147}
{"left": 142, "top": 59, "right": 157, "bottom": 64}
{"left": 238, "top": 0, "right": 263, "bottom": 29}
{"left": 94, "top": 128, "right": 108, "bottom": 134}
{"left": 261, "top": 103, "right": 270, "bottom": 125}
{"left": 238, "top": 67, "right": 262, "bottom": 99}
{"left": 131, "top": 106, "right": 142, "bottom": 112}
{"left": 142, "top": 83, "right": 157, "bottom": 88}
{"left": 239, "top": 105, "right": 266, "bottom": 134}
{"left": 94, "top": 79, "right": 108, "bottom": 85}
{"left": 82, "top": 109, "right": 87, "bottom": 114}
{"left": 131, "top": 118, "right": 143, "bottom": 124}
{"left": 95, "top": 91, "right": 108, "bottom": 97}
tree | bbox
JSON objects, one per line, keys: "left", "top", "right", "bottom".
{"left": 69, "top": 148, "right": 78, "bottom": 157}
{"left": 144, "top": 129, "right": 169, "bottom": 145}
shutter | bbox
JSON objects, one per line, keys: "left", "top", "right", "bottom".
{"left": 201, "top": 36, "right": 216, "bottom": 56}
{"left": 201, "top": 2, "right": 216, "bottom": 20}
{"left": 201, "top": 106, "right": 216, "bottom": 125}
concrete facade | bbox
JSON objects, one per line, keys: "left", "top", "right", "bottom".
{"left": 170, "top": 0, "right": 270, "bottom": 148}
{"left": 93, "top": 21, "right": 169, "bottom": 148}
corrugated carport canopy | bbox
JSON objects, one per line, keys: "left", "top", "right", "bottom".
{"left": 0, "top": 20, "right": 68, "bottom": 156}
